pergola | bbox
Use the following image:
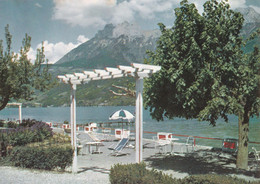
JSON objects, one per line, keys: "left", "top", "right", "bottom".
{"left": 57, "top": 63, "right": 161, "bottom": 173}
{"left": 7, "top": 103, "right": 22, "bottom": 123}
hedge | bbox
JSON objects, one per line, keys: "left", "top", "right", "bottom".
{"left": 0, "top": 120, "right": 53, "bottom": 157}
{"left": 110, "top": 162, "right": 177, "bottom": 184}
{"left": 178, "top": 174, "right": 260, "bottom": 184}
{"left": 110, "top": 163, "right": 260, "bottom": 184}
{"left": 8, "top": 144, "right": 73, "bottom": 171}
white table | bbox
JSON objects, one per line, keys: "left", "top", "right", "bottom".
{"left": 85, "top": 142, "right": 103, "bottom": 154}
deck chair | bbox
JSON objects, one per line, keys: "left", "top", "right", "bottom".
{"left": 109, "top": 138, "right": 129, "bottom": 156}
{"left": 185, "top": 136, "right": 195, "bottom": 153}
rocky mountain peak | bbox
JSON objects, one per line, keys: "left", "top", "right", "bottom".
{"left": 56, "top": 21, "right": 160, "bottom": 68}
{"left": 112, "top": 21, "right": 142, "bottom": 39}
{"left": 95, "top": 21, "right": 160, "bottom": 41}
{"left": 95, "top": 23, "right": 115, "bottom": 38}
{"left": 236, "top": 7, "right": 260, "bottom": 24}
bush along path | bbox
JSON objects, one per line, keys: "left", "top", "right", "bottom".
{"left": 110, "top": 163, "right": 260, "bottom": 184}
{"left": 0, "top": 119, "right": 73, "bottom": 171}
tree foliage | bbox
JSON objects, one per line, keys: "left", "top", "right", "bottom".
{"left": 145, "top": 0, "right": 259, "bottom": 125}
{"left": 0, "top": 25, "right": 54, "bottom": 111}
{"left": 144, "top": 0, "right": 259, "bottom": 169}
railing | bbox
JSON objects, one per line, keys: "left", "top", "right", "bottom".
{"left": 48, "top": 122, "right": 260, "bottom": 146}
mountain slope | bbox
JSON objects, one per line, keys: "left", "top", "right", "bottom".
{"left": 55, "top": 8, "right": 259, "bottom": 70}
{"left": 32, "top": 8, "right": 260, "bottom": 107}
{"left": 55, "top": 22, "right": 160, "bottom": 69}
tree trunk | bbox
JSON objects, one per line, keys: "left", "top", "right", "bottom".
{"left": 0, "top": 94, "right": 10, "bottom": 111}
{"left": 236, "top": 110, "right": 250, "bottom": 169}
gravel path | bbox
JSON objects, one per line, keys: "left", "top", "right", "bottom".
{"left": 0, "top": 166, "right": 109, "bottom": 184}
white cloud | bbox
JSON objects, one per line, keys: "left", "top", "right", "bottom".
{"left": 228, "top": 0, "right": 247, "bottom": 9}
{"left": 53, "top": 0, "right": 116, "bottom": 27}
{"left": 27, "top": 47, "right": 37, "bottom": 63}
{"left": 188, "top": 0, "right": 247, "bottom": 14}
{"left": 53, "top": 0, "right": 178, "bottom": 27}
{"left": 35, "top": 3, "right": 42, "bottom": 8}
{"left": 28, "top": 35, "right": 89, "bottom": 64}
{"left": 77, "top": 35, "right": 89, "bottom": 43}
{"left": 52, "top": 0, "right": 259, "bottom": 28}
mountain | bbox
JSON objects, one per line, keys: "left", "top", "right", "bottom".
{"left": 237, "top": 7, "right": 260, "bottom": 38}
{"left": 236, "top": 7, "right": 260, "bottom": 53}
{"left": 30, "top": 7, "right": 259, "bottom": 108}
{"left": 55, "top": 8, "right": 259, "bottom": 70}
{"left": 55, "top": 22, "right": 160, "bottom": 69}
{"left": 236, "top": 7, "right": 260, "bottom": 24}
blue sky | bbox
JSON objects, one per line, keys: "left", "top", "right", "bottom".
{"left": 0, "top": 0, "right": 259, "bottom": 64}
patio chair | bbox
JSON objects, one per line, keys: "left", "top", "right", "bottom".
{"left": 76, "top": 134, "right": 89, "bottom": 155}
{"left": 153, "top": 132, "right": 172, "bottom": 154}
{"left": 115, "top": 129, "right": 123, "bottom": 140}
{"left": 102, "top": 128, "right": 112, "bottom": 141}
{"left": 109, "top": 137, "right": 129, "bottom": 156}
{"left": 252, "top": 147, "right": 260, "bottom": 168}
{"left": 114, "top": 129, "right": 130, "bottom": 140}
{"left": 222, "top": 138, "right": 238, "bottom": 153}
{"left": 77, "top": 139, "right": 87, "bottom": 155}
{"left": 185, "top": 136, "right": 195, "bottom": 153}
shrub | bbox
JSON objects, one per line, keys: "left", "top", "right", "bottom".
{"left": 110, "top": 164, "right": 259, "bottom": 184}
{"left": 20, "top": 119, "right": 38, "bottom": 127}
{"left": 178, "top": 174, "right": 259, "bottom": 184}
{"left": 8, "top": 143, "right": 73, "bottom": 171}
{"left": 6, "top": 121, "right": 18, "bottom": 129}
{"left": 0, "top": 120, "right": 4, "bottom": 127}
{"left": 0, "top": 129, "right": 11, "bottom": 157}
{"left": 0, "top": 120, "right": 53, "bottom": 157}
{"left": 63, "top": 120, "right": 69, "bottom": 124}
{"left": 110, "top": 162, "right": 176, "bottom": 184}
{"left": 6, "top": 121, "right": 53, "bottom": 147}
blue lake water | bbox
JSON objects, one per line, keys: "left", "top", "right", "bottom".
{"left": 0, "top": 106, "right": 259, "bottom": 149}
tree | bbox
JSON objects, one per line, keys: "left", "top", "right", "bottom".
{"left": 0, "top": 25, "right": 54, "bottom": 111}
{"left": 145, "top": 0, "right": 259, "bottom": 169}
{"left": 110, "top": 83, "right": 135, "bottom": 97}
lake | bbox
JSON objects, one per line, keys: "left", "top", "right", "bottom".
{"left": 0, "top": 106, "right": 259, "bottom": 149}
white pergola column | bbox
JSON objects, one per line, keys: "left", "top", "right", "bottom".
{"left": 135, "top": 77, "right": 143, "bottom": 163}
{"left": 70, "top": 84, "right": 77, "bottom": 173}
{"left": 18, "top": 104, "right": 22, "bottom": 123}
{"left": 57, "top": 63, "right": 161, "bottom": 167}
{"left": 7, "top": 103, "right": 22, "bottom": 123}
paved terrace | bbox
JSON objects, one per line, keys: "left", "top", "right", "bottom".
{"left": 0, "top": 130, "right": 259, "bottom": 184}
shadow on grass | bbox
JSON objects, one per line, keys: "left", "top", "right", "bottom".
{"left": 144, "top": 149, "right": 260, "bottom": 178}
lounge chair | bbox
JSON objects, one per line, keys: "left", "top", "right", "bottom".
{"left": 109, "top": 138, "right": 129, "bottom": 156}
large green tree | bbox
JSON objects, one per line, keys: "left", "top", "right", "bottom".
{"left": 0, "top": 25, "right": 54, "bottom": 111}
{"left": 145, "top": 0, "right": 259, "bottom": 169}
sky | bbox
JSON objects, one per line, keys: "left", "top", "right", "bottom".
{"left": 0, "top": 0, "right": 259, "bottom": 64}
